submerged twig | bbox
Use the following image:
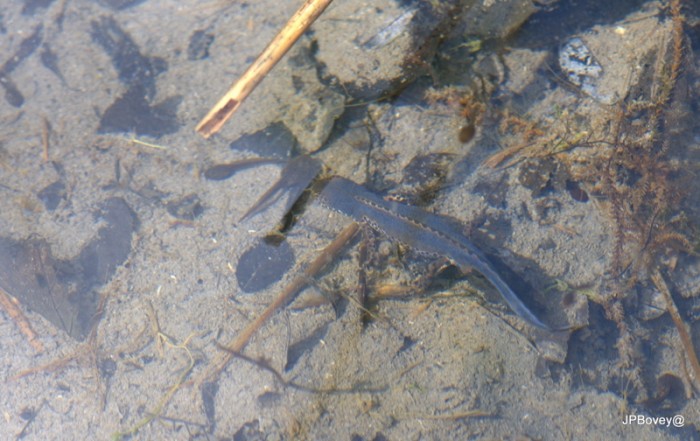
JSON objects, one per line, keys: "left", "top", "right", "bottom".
{"left": 0, "top": 288, "right": 43, "bottom": 352}
{"left": 122, "top": 135, "right": 168, "bottom": 150}
{"left": 203, "top": 221, "right": 359, "bottom": 381}
{"left": 222, "top": 347, "right": 387, "bottom": 394}
{"left": 651, "top": 269, "right": 700, "bottom": 392}
{"left": 196, "top": 0, "right": 334, "bottom": 138}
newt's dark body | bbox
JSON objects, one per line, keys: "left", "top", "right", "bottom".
{"left": 318, "top": 176, "right": 550, "bottom": 330}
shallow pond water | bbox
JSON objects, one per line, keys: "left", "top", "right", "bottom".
{"left": 0, "top": 1, "right": 699, "bottom": 440}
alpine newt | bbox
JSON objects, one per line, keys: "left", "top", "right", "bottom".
{"left": 317, "top": 176, "right": 550, "bottom": 330}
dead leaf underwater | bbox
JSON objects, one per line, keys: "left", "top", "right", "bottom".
{"left": 0, "top": 197, "right": 137, "bottom": 340}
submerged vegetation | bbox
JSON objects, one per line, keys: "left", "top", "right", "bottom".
{"left": 485, "top": 0, "right": 699, "bottom": 401}
{"left": 5, "top": 0, "right": 700, "bottom": 438}
{"left": 592, "top": 0, "right": 695, "bottom": 386}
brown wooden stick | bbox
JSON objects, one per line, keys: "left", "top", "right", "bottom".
{"left": 0, "top": 287, "right": 44, "bottom": 352}
{"left": 204, "top": 221, "right": 359, "bottom": 381}
{"left": 196, "top": 0, "right": 334, "bottom": 138}
{"left": 652, "top": 269, "right": 700, "bottom": 391}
